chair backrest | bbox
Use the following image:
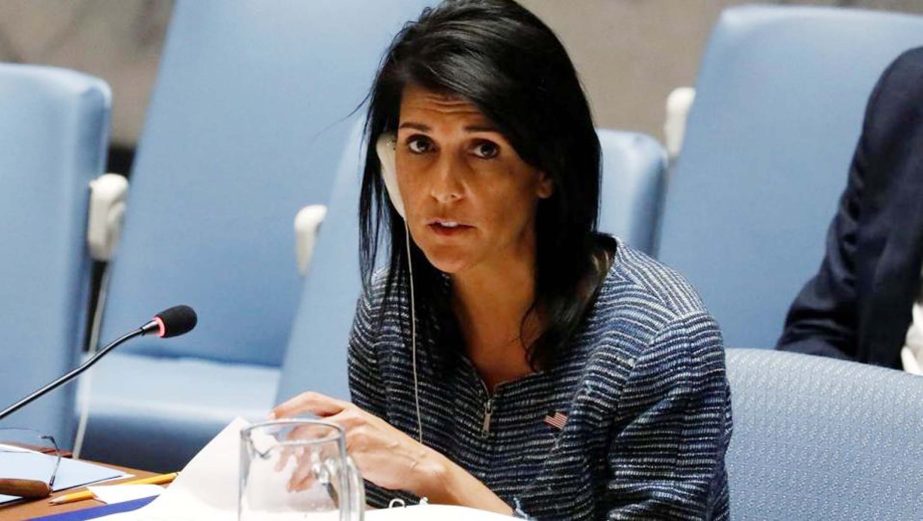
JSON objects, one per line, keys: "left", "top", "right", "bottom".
{"left": 277, "top": 121, "right": 366, "bottom": 402}
{"left": 275, "top": 127, "right": 669, "bottom": 402}
{"left": 657, "top": 5, "right": 923, "bottom": 349}
{"left": 597, "top": 129, "right": 667, "bottom": 255}
{"left": 726, "top": 348, "right": 923, "bottom": 519}
{"left": 97, "top": 0, "right": 432, "bottom": 367}
{"left": 0, "top": 64, "right": 110, "bottom": 444}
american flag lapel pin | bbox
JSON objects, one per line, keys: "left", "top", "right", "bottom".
{"left": 543, "top": 410, "right": 567, "bottom": 431}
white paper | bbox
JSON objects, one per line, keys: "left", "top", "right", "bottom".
{"left": 366, "top": 504, "right": 514, "bottom": 520}
{"left": 89, "top": 484, "right": 164, "bottom": 504}
{"left": 96, "top": 417, "right": 247, "bottom": 520}
{"left": 0, "top": 443, "right": 38, "bottom": 453}
{"left": 94, "top": 418, "right": 512, "bottom": 520}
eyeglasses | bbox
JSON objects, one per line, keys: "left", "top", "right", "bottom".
{"left": 0, "top": 428, "right": 62, "bottom": 500}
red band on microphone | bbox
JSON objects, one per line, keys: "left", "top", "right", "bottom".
{"left": 154, "top": 316, "right": 166, "bottom": 338}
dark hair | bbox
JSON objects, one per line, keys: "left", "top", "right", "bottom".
{"left": 359, "top": 0, "right": 603, "bottom": 371}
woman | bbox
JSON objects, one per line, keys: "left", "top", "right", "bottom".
{"left": 273, "top": 1, "right": 732, "bottom": 518}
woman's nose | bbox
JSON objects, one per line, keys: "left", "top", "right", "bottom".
{"left": 429, "top": 154, "right": 464, "bottom": 203}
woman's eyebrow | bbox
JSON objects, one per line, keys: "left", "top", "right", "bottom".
{"left": 464, "top": 124, "right": 500, "bottom": 133}
{"left": 397, "top": 122, "right": 500, "bottom": 133}
{"left": 398, "top": 122, "right": 430, "bottom": 131}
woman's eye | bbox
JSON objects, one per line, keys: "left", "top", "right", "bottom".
{"left": 472, "top": 141, "right": 500, "bottom": 159}
{"left": 407, "top": 136, "right": 432, "bottom": 154}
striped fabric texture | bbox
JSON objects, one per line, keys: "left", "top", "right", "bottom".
{"left": 347, "top": 241, "right": 732, "bottom": 519}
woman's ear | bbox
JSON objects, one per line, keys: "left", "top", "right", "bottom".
{"left": 536, "top": 171, "right": 554, "bottom": 199}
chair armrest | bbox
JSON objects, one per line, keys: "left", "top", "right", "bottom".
{"left": 294, "top": 204, "right": 327, "bottom": 276}
{"left": 87, "top": 173, "right": 128, "bottom": 261}
{"left": 664, "top": 87, "right": 695, "bottom": 160}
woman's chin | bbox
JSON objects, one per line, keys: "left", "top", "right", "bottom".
{"left": 420, "top": 249, "right": 475, "bottom": 275}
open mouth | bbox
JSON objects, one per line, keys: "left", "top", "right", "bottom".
{"left": 428, "top": 220, "right": 473, "bottom": 236}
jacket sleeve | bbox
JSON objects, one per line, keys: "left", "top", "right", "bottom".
{"left": 605, "top": 312, "right": 732, "bottom": 520}
{"left": 347, "top": 289, "right": 407, "bottom": 508}
{"left": 775, "top": 148, "right": 864, "bottom": 360}
{"left": 347, "top": 290, "right": 388, "bottom": 421}
{"left": 346, "top": 287, "right": 422, "bottom": 508}
{"left": 775, "top": 54, "right": 900, "bottom": 360}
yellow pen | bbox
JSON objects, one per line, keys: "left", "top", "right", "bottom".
{"left": 49, "top": 472, "right": 178, "bottom": 505}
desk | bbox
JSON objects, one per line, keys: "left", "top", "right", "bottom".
{"left": 0, "top": 463, "right": 155, "bottom": 520}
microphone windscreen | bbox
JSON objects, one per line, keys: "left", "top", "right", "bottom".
{"left": 154, "top": 305, "right": 197, "bottom": 338}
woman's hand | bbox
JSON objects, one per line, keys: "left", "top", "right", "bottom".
{"left": 271, "top": 392, "right": 445, "bottom": 497}
{"left": 271, "top": 392, "right": 513, "bottom": 516}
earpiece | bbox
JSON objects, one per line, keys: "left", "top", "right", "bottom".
{"left": 375, "top": 133, "right": 405, "bottom": 218}
{"left": 375, "top": 132, "right": 422, "bottom": 444}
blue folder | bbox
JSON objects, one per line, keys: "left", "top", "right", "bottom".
{"left": 28, "top": 495, "right": 157, "bottom": 520}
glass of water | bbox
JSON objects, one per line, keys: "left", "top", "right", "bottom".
{"left": 239, "top": 419, "right": 364, "bottom": 520}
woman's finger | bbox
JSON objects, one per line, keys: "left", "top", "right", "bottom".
{"left": 288, "top": 422, "right": 340, "bottom": 443}
{"left": 316, "top": 408, "right": 370, "bottom": 432}
{"left": 287, "top": 450, "right": 316, "bottom": 492}
{"left": 275, "top": 446, "right": 294, "bottom": 472}
{"left": 272, "top": 391, "right": 350, "bottom": 419}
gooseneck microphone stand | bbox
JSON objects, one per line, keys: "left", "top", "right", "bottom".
{"left": 0, "top": 324, "right": 154, "bottom": 421}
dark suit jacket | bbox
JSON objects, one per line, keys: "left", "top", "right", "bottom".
{"left": 777, "top": 47, "right": 923, "bottom": 368}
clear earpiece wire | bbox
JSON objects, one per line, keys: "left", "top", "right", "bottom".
{"left": 404, "top": 219, "right": 424, "bottom": 445}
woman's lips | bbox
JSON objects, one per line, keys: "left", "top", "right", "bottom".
{"left": 427, "top": 220, "right": 474, "bottom": 236}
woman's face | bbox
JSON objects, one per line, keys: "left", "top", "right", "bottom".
{"left": 394, "top": 84, "right": 553, "bottom": 276}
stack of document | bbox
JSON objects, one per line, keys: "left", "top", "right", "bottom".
{"left": 367, "top": 504, "right": 515, "bottom": 520}
{"left": 93, "top": 419, "right": 513, "bottom": 520}
{"left": 0, "top": 444, "right": 129, "bottom": 505}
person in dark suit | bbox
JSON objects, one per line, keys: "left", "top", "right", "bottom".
{"left": 777, "top": 47, "right": 923, "bottom": 370}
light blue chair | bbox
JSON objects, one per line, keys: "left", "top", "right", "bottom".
{"left": 726, "top": 348, "right": 923, "bottom": 519}
{"left": 81, "top": 0, "right": 433, "bottom": 472}
{"left": 597, "top": 129, "right": 667, "bottom": 255}
{"left": 657, "top": 6, "right": 923, "bottom": 349}
{"left": 276, "top": 127, "right": 669, "bottom": 403}
{"left": 276, "top": 122, "right": 366, "bottom": 402}
{"left": 0, "top": 64, "right": 110, "bottom": 447}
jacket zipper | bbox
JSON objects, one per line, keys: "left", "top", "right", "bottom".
{"left": 462, "top": 355, "right": 497, "bottom": 439}
{"left": 481, "top": 398, "right": 494, "bottom": 438}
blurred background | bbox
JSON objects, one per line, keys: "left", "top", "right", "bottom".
{"left": 4, "top": 4, "right": 923, "bottom": 517}
{"left": 2, "top": 0, "right": 921, "bottom": 175}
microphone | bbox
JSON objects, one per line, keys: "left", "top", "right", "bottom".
{"left": 0, "top": 305, "right": 197, "bottom": 422}
{"left": 139, "top": 304, "right": 198, "bottom": 339}
{"left": 0, "top": 305, "right": 196, "bottom": 499}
